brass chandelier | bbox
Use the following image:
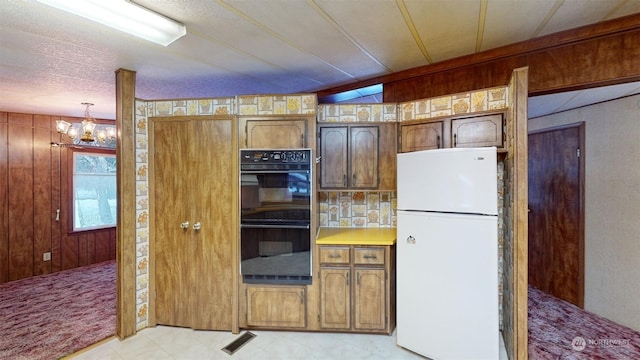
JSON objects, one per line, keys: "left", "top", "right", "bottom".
{"left": 55, "top": 102, "right": 115, "bottom": 143}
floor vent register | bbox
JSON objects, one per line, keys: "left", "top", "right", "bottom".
{"left": 222, "top": 331, "right": 256, "bottom": 355}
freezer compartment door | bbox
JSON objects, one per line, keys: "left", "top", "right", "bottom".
{"left": 397, "top": 147, "right": 498, "bottom": 215}
{"left": 396, "top": 211, "right": 499, "bottom": 359}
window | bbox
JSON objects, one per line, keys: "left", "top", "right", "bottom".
{"left": 70, "top": 149, "right": 116, "bottom": 231}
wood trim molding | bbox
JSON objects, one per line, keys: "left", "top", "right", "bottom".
{"left": 316, "top": 13, "right": 640, "bottom": 102}
{"left": 511, "top": 67, "right": 529, "bottom": 360}
{"left": 115, "top": 68, "right": 137, "bottom": 340}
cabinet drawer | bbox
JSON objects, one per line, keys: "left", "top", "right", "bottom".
{"left": 354, "top": 247, "right": 385, "bottom": 265}
{"left": 319, "top": 246, "right": 350, "bottom": 265}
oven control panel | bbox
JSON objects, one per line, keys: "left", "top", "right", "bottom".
{"left": 241, "top": 149, "right": 310, "bottom": 164}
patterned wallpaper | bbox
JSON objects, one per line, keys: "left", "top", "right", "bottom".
{"left": 318, "top": 192, "right": 396, "bottom": 228}
{"left": 237, "top": 94, "right": 317, "bottom": 115}
{"left": 398, "top": 86, "right": 508, "bottom": 121}
{"left": 317, "top": 103, "right": 397, "bottom": 122}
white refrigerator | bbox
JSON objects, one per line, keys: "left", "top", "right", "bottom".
{"left": 396, "top": 147, "right": 499, "bottom": 359}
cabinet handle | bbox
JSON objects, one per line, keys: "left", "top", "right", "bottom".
{"left": 346, "top": 272, "right": 350, "bottom": 286}
{"left": 193, "top": 222, "right": 202, "bottom": 230}
{"left": 328, "top": 254, "right": 341, "bottom": 259}
{"left": 453, "top": 133, "right": 457, "bottom": 147}
{"left": 180, "top": 221, "right": 189, "bottom": 229}
{"left": 352, "top": 174, "right": 357, "bottom": 185}
{"left": 343, "top": 174, "right": 346, "bottom": 186}
{"left": 356, "top": 272, "right": 361, "bottom": 285}
{"left": 299, "top": 291, "right": 304, "bottom": 304}
{"left": 437, "top": 135, "right": 441, "bottom": 148}
{"left": 363, "top": 255, "right": 377, "bottom": 260}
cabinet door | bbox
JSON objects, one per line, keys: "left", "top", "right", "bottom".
{"left": 350, "top": 126, "right": 378, "bottom": 188}
{"left": 319, "top": 126, "right": 348, "bottom": 189}
{"left": 319, "top": 268, "right": 351, "bottom": 329}
{"left": 246, "top": 286, "right": 306, "bottom": 328}
{"left": 246, "top": 119, "right": 306, "bottom": 148}
{"left": 354, "top": 269, "right": 386, "bottom": 330}
{"left": 400, "top": 121, "right": 443, "bottom": 152}
{"left": 452, "top": 114, "right": 503, "bottom": 148}
{"left": 377, "top": 123, "right": 397, "bottom": 190}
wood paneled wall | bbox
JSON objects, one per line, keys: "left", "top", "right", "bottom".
{"left": 0, "top": 111, "right": 116, "bottom": 284}
{"left": 316, "top": 13, "right": 640, "bottom": 103}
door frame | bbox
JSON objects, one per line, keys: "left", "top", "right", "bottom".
{"left": 528, "top": 121, "right": 585, "bottom": 307}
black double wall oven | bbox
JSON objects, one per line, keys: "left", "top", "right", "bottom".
{"left": 240, "top": 149, "right": 312, "bottom": 285}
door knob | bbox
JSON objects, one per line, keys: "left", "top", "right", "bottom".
{"left": 180, "top": 221, "right": 189, "bottom": 229}
{"left": 193, "top": 222, "right": 202, "bottom": 231}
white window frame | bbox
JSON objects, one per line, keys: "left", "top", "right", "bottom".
{"left": 70, "top": 148, "right": 117, "bottom": 232}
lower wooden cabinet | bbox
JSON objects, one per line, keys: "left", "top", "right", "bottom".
{"left": 319, "top": 245, "right": 395, "bottom": 334}
{"left": 245, "top": 286, "right": 306, "bottom": 328}
{"left": 319, "top": 268, "right": 351, "bottom": 329}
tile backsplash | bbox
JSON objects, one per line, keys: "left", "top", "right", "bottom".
{"left": 318, "top": 191, "right": 397, "bottom": 227}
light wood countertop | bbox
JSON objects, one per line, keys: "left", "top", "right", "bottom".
{"left": 316, "top": 227, "right": 396, "bottom": 246}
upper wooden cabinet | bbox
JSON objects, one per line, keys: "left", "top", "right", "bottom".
{"left": 399, "top": 113, "right": 504, "bottom": 152}
{"left": 452, "top": 114, "right": 503, "bottom": 148}
{"left": 240, "top": 117, "right": 315, "bottom": 149}
{"left": 318, "top": 123, "right": 396, "bottom": 190}
{"left": 400, "top": 120, "right": 444, "bottom": 152}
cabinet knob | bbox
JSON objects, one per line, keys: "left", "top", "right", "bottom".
{"left": 193, "top": 222, "right": 202, "bottom": 231}
{"left": 407, "top": 235, "right": 416, "bottom": 244}
{"left": 180, "top": 221, "right": 190, "bottom": 229}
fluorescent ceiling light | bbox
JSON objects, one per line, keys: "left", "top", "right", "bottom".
{"left": 37, "top": 0, "right": 186, "bottom": 46}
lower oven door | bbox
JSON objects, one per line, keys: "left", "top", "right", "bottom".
{"left": 240, "top": 221, "right": 311, "bottom": 285}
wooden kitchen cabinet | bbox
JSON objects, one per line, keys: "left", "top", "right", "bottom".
{"left": 452, "top": 113, "right": 503, "bottom": 148}
{"left": 150, "top": 115, "right": 237, "bottom": 331}
{"left": 400, "top": 120, "right": 444, "bottom": 152}
{"left": 319, "top": 245, "right": 394, "bottom": 333}
{"left": 240, "top": 117, "right": 315, "bottom": 149}
{"left": 319, "top": 267, "right": 351, "bottom": 329}
{"left": 399, "top": 112, "right": 504, "bottom": 152}
{"left": 318, "top": 123, "right": 396, "bottom": 190}
{"left": 245, "top": 286, "right": 307, "bottom": 328}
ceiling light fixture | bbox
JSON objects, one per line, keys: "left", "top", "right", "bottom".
{"left": 56, "top": 103, "right": 115, "bottom": 144}
{"left": 36, "top": 0, "right": 186, "bottom": 46}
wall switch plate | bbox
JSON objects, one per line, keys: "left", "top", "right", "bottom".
{"left": 43, "top": 252, "right": 51, "bottom": 261}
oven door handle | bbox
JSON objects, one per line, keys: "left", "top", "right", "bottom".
{"left": 240, "top": 170, "right": 309, "bottom": 174}
{"left": 241, "top": 223, "right": 310, "bottom": 229}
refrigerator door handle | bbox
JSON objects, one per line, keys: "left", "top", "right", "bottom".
{"left": 406, "top": 235, "right": 416, "bottom": 244}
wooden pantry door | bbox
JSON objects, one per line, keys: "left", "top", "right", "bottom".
{"left": 152, "top": 116, "right": 235, "bottom": 330}
{"left": 189, "top": 118, "right": 234, "bottom": 330}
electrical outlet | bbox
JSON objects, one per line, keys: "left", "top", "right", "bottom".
{"left": 43, "top": 252, "right": 51, "bottom": 261}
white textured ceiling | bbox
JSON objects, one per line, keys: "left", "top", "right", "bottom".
{"left": 0, "top": 0, "right": 639, "bottom": 120}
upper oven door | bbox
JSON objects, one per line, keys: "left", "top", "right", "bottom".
{"left": 240, "top": 170, "right": 311, "bottom": 220}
